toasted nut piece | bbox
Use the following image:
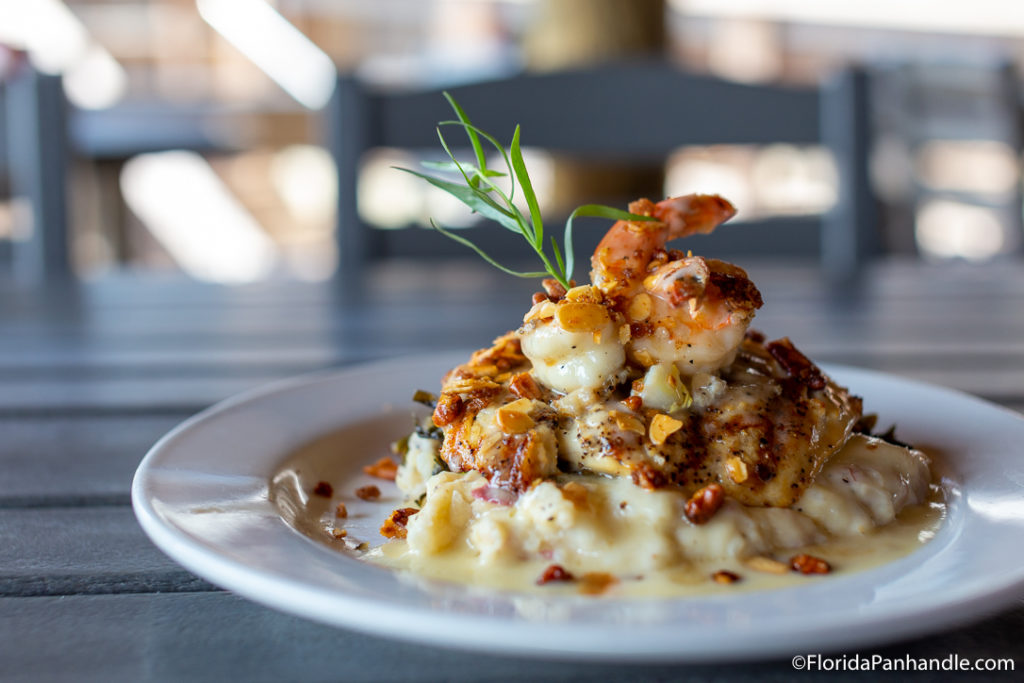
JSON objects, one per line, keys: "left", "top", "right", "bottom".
{"left": 524, "top": 300, "right": 558, "bottom": 323}
{"left": 685, "top": 483, "right": 724, "bottom": 524}
{"left": 579, "top": 572, "right": 618, "bottom": 595}
{"left": 725, "top": 457, "right": 749, "bottom": 483}
{"left": 432, "top": 393, "right": 464, "bottom": 427}
{"left": 335, "top": 502, "right": 348, "bottom": 518}
{"left": 363, "top": 456, "right": 399, "bottom": 481}
{"left": 649, "top": 413, "right": 684, "bottom": 445}
{"left": 355, "top": 485, "right": 380, "bottom": 501}
{"left": 443, "top": 377, "right": 501, "bottom": 394}
{"left": 610, "top": 410, "right": 645, "bottom": 434}
{"left": 556, "top": 302, "right": 609, "bottom": 333}
{"left": 560, "top": 481, "right": 589, "bottom": 506}
{"left": 542, "top": 278, "right": 568, "bottom": 300}
{"left": 509, "top": 372, "right": 542, "bottom": 400}
{"left": 631, "top": 463, "right": 668, "bottom": 490}
{"left": 565, "top": 284, "right": 600, "bottom": 303}
{"left": 746, "top": 556, "right": 789, "bottom": 574}
{"left": 502, "top": 397, "right": 533, "bottom": 413}
{"left": 331, "top": 528, "right": 348, "bottom": 539}
{"left": 531, "top": 292, "right": 548, "bottom": 305}
{"left": 790, "top": 553, "right": 832, "bottom": 575}
{"left": 712, "top": 570, "right": 741, "bottom": 584}
{"left": 496, "top": 400, "right": 535, "bottom": 434}
{"left": 379, "top": 507, "right": 419, "bottom": 539}
{"left": 618, "top": 324, "right": 631, "bottom": 344}
{"left": 622, "top": 395, "right": 643, "bottom": 412}
{"left": 627, "top": 293, "right": 653, "bottom": 321}
{"left": 537, "top": 564, "right": 575, "bottom": 585}
{"left": 472, "top": 363, "right": 499, "bottom": 377}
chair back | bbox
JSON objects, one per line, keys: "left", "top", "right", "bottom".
{"left": 1, "top": 67, "right": 71, "bottom": 284}
{"left": 325, "top": 61, "right": 876, "bottom": 284}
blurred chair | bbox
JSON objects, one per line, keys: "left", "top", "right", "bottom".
{"left": 871, "top": 60, "right": 1024, "bottom": 258}
{"left": 0, "top": 67, "right": 72, "bottom": 283}
{"left": 0, "top": 64, "right": 232, "bottom": 285}
{"left": 325, "top": 61, "right": 877, "bottom": 285}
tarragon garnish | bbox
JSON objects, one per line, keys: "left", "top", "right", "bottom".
{"left": 396, "top": 93, "right": 654, "bottom": 290}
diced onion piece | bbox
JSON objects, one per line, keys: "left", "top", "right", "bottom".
{"left": 639, "top": 363, "right": 692, "bottom": 413}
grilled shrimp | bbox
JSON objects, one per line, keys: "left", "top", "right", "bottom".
{"left": 593, "top": 195, "right": 763, "bottom": 374}
{"left": 591, "top": 195, "right": 737, "bottom": 291}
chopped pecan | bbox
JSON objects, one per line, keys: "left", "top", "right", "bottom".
{"left": 708, "top": 263, "right": 763, "bottom": 311}
{"left": 766, "top": 337, "right": 826, "bottom": 390}
{"left": 631, "top": 463, "right": 668, "bottom": 490}
{"left": 790, "top": 553, "right": 831, "bottom": 575}
{"left": 684, "top": 483, "right": 724, "bottom": 524}
{"left": 335, "top": 502, "right": 348, "bottom": 518}
{"left": 531, "top": 291, "right": 548, "bottom": 305}
{"left": 629, "top": 321, "right": 653, "bottom": 338}
{"left": 579, "top": 572, "right": 618, "bottom": 595}
{"left": 355, "top": 485, "right": 380, "bottom": 501}
{"left": 379, "top": 507, "right": 419, "bottom": 539}
{"left": 432, "top": 393, "right": 464, "bottom": 427}
{"left": 536, "top": 564, "right": 575, "bottom": 585}
{"left": 508, "top": 372, "right": 542, "bottom": 400}
{"left": 712, "top": 570, "right": 741, "bottom": 584}
{"left": 312, "top": 481, "right": 333, "bottom": 498}
{"left": 541, "top": 278, "right": 567, "bottom": 301}
{"left": 363, "top": 456, "right": 399, "bottom": 481}
{"left": 622, "top": 395, "right": 643, "bottom": 412}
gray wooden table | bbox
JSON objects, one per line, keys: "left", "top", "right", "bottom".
{"left": 2, "top": 259, "right": 1022, "bottom": 682}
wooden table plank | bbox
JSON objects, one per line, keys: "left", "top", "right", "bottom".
{"left": 0, "top": 259, "right": 1022, "bottom": 681}
{"left": 0, "top": 592, "right": 1020, "bottom": 683}
{"left": 0, "top": 414, "right": 190, "bottom": 505}
{"left": 0, "top": 507, "right": 214, "bottom": 596}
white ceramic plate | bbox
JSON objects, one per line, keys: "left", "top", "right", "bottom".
{"left": 133, "top": 352, "right": 1024, "bottom": 662}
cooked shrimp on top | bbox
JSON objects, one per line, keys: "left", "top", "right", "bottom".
{"left": 430, "top": 194, "right": 860, "bottom": 506}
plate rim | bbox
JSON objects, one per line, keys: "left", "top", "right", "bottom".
{"left": 132, "top": 353, "right": 1024, "bottom": 662}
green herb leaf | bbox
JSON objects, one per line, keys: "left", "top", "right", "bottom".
{"left": 510, "top": 125, "right": 543, "bottom": 247}
{"left": 443, "top": 92, "right": 488, "bottom": 178}
{"left": 394, "top": 167, "right": 519, "bottom": 232}
{"left": 396, "top": 93, "right": 657, "bottom": 288}
{"left": 564, "top": 204, "right": 656, "bottom": 280}
{"left": 430, "top": 220, "right": 548, "bottom": 279}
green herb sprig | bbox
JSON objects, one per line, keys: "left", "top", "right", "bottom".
{"left": 396, "top": 93, "right": 654, "bottom": 290}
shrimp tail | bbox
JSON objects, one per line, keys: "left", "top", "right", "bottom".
{"left": 651, "top": 194, "right": 737, "bottom": 241}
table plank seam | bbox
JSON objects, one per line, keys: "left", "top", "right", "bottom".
{"left": 0, "top": 494, "right": 132, "bottom": 509}
{"left": 0, "top": 573, "right": 221, "bottom": 597}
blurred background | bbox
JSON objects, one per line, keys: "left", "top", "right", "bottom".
{"left": 1, "top": 0, "right": 1022, "bottom": 285}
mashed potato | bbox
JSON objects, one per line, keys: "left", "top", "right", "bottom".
{"left": 394, "top": 433, "right": 931, "bottom": 582}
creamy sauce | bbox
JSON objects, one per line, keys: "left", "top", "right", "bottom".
{"left": 268, "top": 420, "right": 947, "bottom": 599}
{"left": 367, "top": 482, "right": 945, "bottom": 598}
